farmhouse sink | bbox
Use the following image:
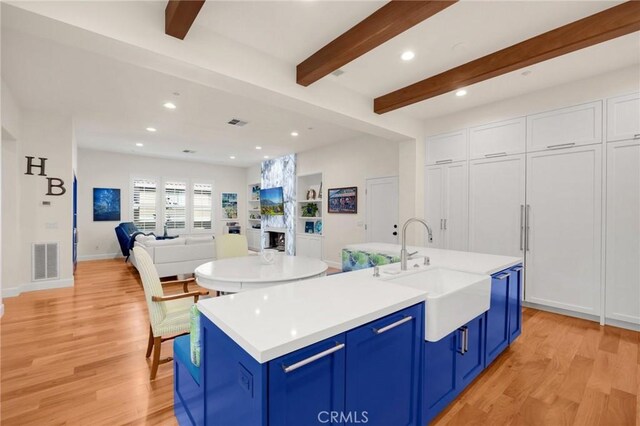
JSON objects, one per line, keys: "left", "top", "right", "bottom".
{"left": 386, "top": 268, "right": 491, "bottom": 342}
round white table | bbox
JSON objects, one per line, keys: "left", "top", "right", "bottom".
{"left": 194, "top": 254, "right": 328, "bottom": 293}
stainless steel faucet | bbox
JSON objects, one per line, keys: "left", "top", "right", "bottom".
{"left": 400, "top": 218, "right": 433, "bottom": 271}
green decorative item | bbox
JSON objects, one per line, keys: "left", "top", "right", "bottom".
{"left": 301, "top": 202, "right": 319, "bottom": 217}
{"left": 189, "top": 305, "right": 201, "bottom": 367}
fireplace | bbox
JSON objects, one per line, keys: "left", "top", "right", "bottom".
{"left": 265, "top": 229, "right": 286, "bottom": 252}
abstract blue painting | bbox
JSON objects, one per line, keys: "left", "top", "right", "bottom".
{"left": 93, "top": 188, "right": 121, "bottom": 221}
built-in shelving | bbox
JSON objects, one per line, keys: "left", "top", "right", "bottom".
{"left": 296, "top": 173, "right": 323, "bottom": 259}
{"left": 247, "top": 183, "right": 261, "bottom": 251}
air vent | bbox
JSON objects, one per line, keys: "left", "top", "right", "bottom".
{"left": 227, "top": 118, "right": 248, "bottom": 127}
{"left": 331, "top": 69, "right": 345, "bottom": 77}
{"left": 182, "top": 149, "right": 197, "bottom": 154}
{"left": 32, "top": 242, "right": 59, "bottom": 281}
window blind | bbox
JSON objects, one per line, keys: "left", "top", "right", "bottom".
{"left": 133, "top": 179, "right": 157, "bottom": 231}
{"left": 193, "top": 183, "right": 213, "bottom": 230}
{"left": 165, "top": 181, "right": 187, "bottom": 230}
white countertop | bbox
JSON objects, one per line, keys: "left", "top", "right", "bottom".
{"left": 198, "top": 266, "right": 427, "bottom": 363}
{"left": 344, "top": 243, "right": 522, "bottom": 275}
{"left": 195, "top": 255, "right": 328, "bottom": 283}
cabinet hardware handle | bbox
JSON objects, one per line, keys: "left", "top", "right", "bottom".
{"left": 525, "top": 204, "right": 531, "bottom": 252}
{"left": 463, "top": 327, "right": 469, "bottom": 353}
{"left": 519, "top": 204, "right": 524, "bottom": 251}
{"left": 634, "top": 134, "right": 640, "bottom": 139}
{"left": 440, "top": 219, "right": 444, "bottom": 230}
{"left": 435, "top": 159, "right": 453, "bottom": 164}
{"left": 373, "top": 316, "right": 413, "bottom": 335}
{"left": 494, "top": 272, "right": 510, "bottom": 280}
{"left": 444, "top": 219, "right": 447, "bottom": 230}
{"left": 457, "top": 327, "right": 466, "bottom": 355}
{"left": 485, "top": 152, "right": 507, "bottom": 158}
{"left": 282, "top": 343, "right": 345, "bottom": 373}
{"left": 510, "top": 266, "right": 523, "bottom": 272}
{"left": 547, "top": 142, "right": 575, "bottom": 149}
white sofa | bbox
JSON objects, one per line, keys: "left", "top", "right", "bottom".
{"left": 131, "top": 235, "right": 216, "bottom": 277}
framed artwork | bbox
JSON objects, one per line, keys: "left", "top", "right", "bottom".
{"left": 221, "top": 192, "right": 238, "bottom": 219}
{"left": 305, "top": 221, "right": 314, "bottom": 233}
{"left": 327, "top": 187, "right": 357, "bottom": 214}
{"left": 93, "top": 188, "right": 121, "bottom": 221}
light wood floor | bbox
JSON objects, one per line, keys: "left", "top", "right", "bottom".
{"left": 1, "top": 259, "right": 638, "bottom": 425}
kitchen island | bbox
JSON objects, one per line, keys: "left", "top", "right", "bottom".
{"left": 174, "top": 248, "right": 522, "bottom": 426}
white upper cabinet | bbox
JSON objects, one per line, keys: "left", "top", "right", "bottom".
{"left": 425, "top": 130, "right": 468, "bottom": 165}
{"left": 607, "top": 93, "right": 640, "bottom": 143}
{"left": 527, "top": 101, "right": 602, "bottom": 152}
{"left": 469, "top": 117, "right": 526, "bottom": 159}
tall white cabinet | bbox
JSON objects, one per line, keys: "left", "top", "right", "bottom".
{"left": 525, "top": 145, "right": 602, "bottom": 315}
{"left": 424, "top": 131, "right": 468, "bottom": 251}
{"left": 424, "top": 93, "right": 640, "bottom": 329}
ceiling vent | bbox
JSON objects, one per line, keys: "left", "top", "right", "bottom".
{"left": 331, "top": 69, "right": 345, "bottom": 77}
{"left": 227, "top": 118, "right": 248, "bottom": 127}
{"left": 182, "top": 149, "right": 197, "bottom": 154}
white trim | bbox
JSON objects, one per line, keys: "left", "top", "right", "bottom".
{"left": 2, "top": 278, "right": 74, "bottom": 298}
{"left": 78, "top": 253, "right": 121, "bottom": 261}
{"left": 605, "top": 317, "right": 640, "bottom": 332}
{"left": 0, "top": 304, "right": 4, "bottom": 318}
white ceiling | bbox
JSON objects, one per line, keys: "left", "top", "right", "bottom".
{"left": 1, "top": 27, "right": 367, "bottom": 167}
{"left": 194, "top": 0, "right": 638, "bottom": 119}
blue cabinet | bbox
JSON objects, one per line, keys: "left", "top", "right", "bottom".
{"left": 345, "top": 304, "right": 423, "bottom": 426}
{"left": 422, "top": 313, "right": 485, "bottom": 424}
{"left": 485, "top": 264, "right": 523, "bottom": 366}
{"left": 508, "top": 265, "right": 523, "bottom": 342}
{"left": 269, "top": 335, "right": 346, "bottom": 426}
{"left": 485, "top": 270, "right": 510, "bottom": 365}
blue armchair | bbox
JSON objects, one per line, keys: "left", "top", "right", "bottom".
{"left": 115, "top": 222, "right": 148, "bottom": 261}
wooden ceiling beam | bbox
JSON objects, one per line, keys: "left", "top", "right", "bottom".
{"left": 374, "top": 1, "right": 640, "bottom": 114}
{"left": 165, "top": 0, "right": 206, "bottom": 40}
{"left": 296, "top": 1, "right": 457, "bottom": 87}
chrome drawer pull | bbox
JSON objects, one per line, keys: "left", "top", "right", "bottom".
{"left": 283, "top": 343, "right": 345, "bottom": 373}
{"left": 435, "top": 159, "right": 453, "bottom": 164}
{"left": 519, "top": 204, "right": 524, "bottom": 251}
{"left": 547, "top": 142, "right": 575, "bottom": 149}
{"left": 463, "top": 327, "right": 469, "bottom": 353}
{"left": 485, "top": 152, "right": 507, "bottom": 158}
{"left": 634, "top": 134, "right": 640, "bottom": 139}
{"left": 511, "top": 266, "right": 523, "bottom": 272}
{"left": 494, "top": 272, "right": 510, "bottom": 280}
{"left": 373, "top": 316, "right": 413, "bottom": 335}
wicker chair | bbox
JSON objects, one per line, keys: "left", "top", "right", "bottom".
{"left": 133, "top": 247, "right": 207, "bottom": 380}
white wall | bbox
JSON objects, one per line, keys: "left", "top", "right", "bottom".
{"left": 2, "top": 110, "right": 75, "bottom": 297}
{"left": 424, "top": 66, "right": 640, "bottom": 136}
{"left": 296, "top": 136, "right": 399, "bottom": 266}
{"left": 77, "top": 148, "right": 248, "bottom": 260}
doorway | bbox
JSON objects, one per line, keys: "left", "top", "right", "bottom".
{"left": 365, "top": 176, "right": 399, "bottom": 244}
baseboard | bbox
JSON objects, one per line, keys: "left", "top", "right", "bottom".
{"left": 78, "top": 253, "right": 120, "bottom": 261}
{"left": 523, "top": 301, "right": 600, "bottom": 323}
{"left": 0, "top": 303, "right": 4, "bottom": 318}
{"left": 605, "top": 317, "right": 640, "bottom": 332}
{"left": 2, "top": 277, "right": 75, "bottom": 298}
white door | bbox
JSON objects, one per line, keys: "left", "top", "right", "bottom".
{"left": 605, "top": 140, "right": 640, "bottom": 324}
{"left": 424, "top": 166, "right": 444, "bottom": 248}
{"left": 525, "top": 145, "right": 602, "bottom": 315}
{"left": 469, "top": 155, "right": 525, "bottom": 257}
{"left": 443, "top": 162, "right": 469, "bottom": 251}
{"left": 366, "top": 176, "right": 399, "bottom": 243}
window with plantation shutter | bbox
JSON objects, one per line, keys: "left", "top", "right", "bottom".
{"left": 132, "top": 179, "right": 158, "bottom": 231}
{"left": 193, "top": 183, "right": 213, "bottom": 231}
{"left": 164, "top": 181, "right": 187, "bottom": 230}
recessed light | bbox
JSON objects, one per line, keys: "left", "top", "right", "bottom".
{"left": 264, "top": 155, "right": 270, "bottom": 159}
{"left": 229, "top": 155, "right": 236, "bottom": 159}
{"left": 146, "top": 127, "right": 157, "bottom": 132}
{"left": 401, "top": 51, "right": 415, "bottom": 61}
{"left": 455, "top": 89, "right": 467, "bottom": 97}
{"left": 163, "top": 102, "right": 176, "bottom": 110}
{"left": 136, "top": 143, "right": 144, "bottom": 147}
{"left": 291, "top": 131, "right": 299, "bottom": 137}
{"left": 255, "top": 146, "right": 262, "bottom": 150}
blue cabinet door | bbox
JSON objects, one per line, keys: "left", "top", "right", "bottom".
{"left": 508, "top": 265, "right": 523, "bottom": 343}
{"left": 269, "top": 335, "right": 346, "bottom": 426}
{"left": 485, "top": 270, "right": 510, "bottom": 366}
{"left": 345, "top": 304, "right": 423, "bottom": 426}
{"left": 423, "top": 330, "right": 458, "bottom": 424}
{"left": 455, "top": 314, "right": 486, "bottom": 389}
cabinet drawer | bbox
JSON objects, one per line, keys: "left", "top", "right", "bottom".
{"left": 425, "top": 130, "right": 468, "bottom": 165}
{"left": 607, "top": 93, "right": 640, "bottom": 142}
{"left": 469, "top": 117, "right": 525, "bottom": 159}
{"left": 527, "top": 101, "right": 602, "bottom": 152}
